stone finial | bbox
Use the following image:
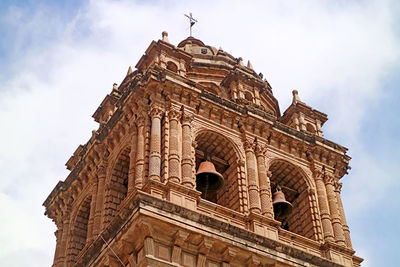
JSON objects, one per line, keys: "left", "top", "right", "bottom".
{"left": 126, "top": 66, "right": 132, "bottom": 76}
{"left": 237, "top": 57, "right": 244, "bottom": 66}
{"left": 162, "top": 31, "right": 169, "bottom": 43}
{"left": 113, "top": 83, "right": 118, "bottom": 90}
{"left": 292, "top": 89, "right": 301, "bottom": 104}
{"left": 247, "top": 60, "right": 253, "bottom": 69}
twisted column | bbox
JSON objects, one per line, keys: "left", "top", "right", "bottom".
{"left": 255, "top": 143, "right": 273, "bottom": 218}
{"left": 244, "top": 140, "right": 261, "bottom": 214}
{"left": 335, "top": 182, "right": 353, "bottom": 248}
{"left": 135, "top": 116, "right": 145, "bottom": 188}
{"left": 324, "top": 174, "right": 346, "bottom": 246}
{"left": 168, "top": 109, "right": 181, "bottom": 183}
{"left": 181, "top": 110, "right": 195, "bottom": 188}
{"left": 314, "top": 169, "right": 335, "bottom": 242}
{"left": 149, "top": 106, "right": 163, "bottom": 182}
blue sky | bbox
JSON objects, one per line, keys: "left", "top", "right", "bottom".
{"left": 0, "top": 1, "right": 399, "bottom": 266}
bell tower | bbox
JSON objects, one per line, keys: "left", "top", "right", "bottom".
{"left": 44, "top": 32, "right": 362, "bottom": 267}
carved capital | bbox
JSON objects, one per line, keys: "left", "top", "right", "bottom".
{"left": 181, "top": 110, "right": 194, "bottom": 124}
{"left": 334, "top": 181, "right": 343, "bottom": 193}
{"left": 168, "top": 109, "right": 181, "bottom": 121}
{"left": 173, "top": 229, "right": 189, "bottom": 246}
{"left": 254, "top": 142, "right": 267, "bottom": 156}
{"left": 323, "top": 173, "right": 335, "bottom": 185}
{"left": 136, "top": 115, "right": 145, "bottom": 127}
{"left": 313, "top": 167, "right": 324, "bottom": 180}
{"left": 243, "top": 139, "right": 255, "bottom": 152}
{"left": 150, "top": 106, "right": 164, "bottom": 119}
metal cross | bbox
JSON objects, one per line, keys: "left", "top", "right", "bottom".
{"left": 184, "top": 12, "right": 198, "bottom": 37}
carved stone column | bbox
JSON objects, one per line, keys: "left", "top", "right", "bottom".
{"left": 135, "top": 116, "right": 145, "bottom": 188}
{"left": 87, "top": 174, "right": 98, "bottom": 242}
{"left": 53, "top": 226, "right": 63, "bottom": 267}
{"left": 128, "top": 124, "right": 137, "bottom": 194}
{"left": 58, "top": 200, "right": 72, "bottom": 266}
{"left": 149, "top": 106, "right": 163, "bottom": 182}
{"left": 324, "top": 174, "right": 346, "bottom": 246}
{"left": 244, "top": 140, "right": 261, "bottom": 214}
{"left": 255, "top": 143, "right": 273, "bottom": 218}
{"left": 314, "top": 169, "right": 334, "bottom": 242}
{"left": 335, "top": 182, "right": 353, "bottom": 248}
{"left": 181, "top": 110, "right": 195, "bottom": 188}
{"left": 168, "top": 109, "right": 181, "bottom": 183}
{"left": 93, "top": 161, "right": 106, "bottom": 235}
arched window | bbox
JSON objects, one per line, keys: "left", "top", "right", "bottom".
{"left": 103, "top": 147, "right": 130, "bottom": 225}
{"left": 269, "top": 160, "right": 320, "bottom": 241}
{"left": 166, "top": 61, "right": 178, "bottom": 73}
{"left": 306, "top": 123, "right": 316, "bottom": 134}
{"left": 66, "top": 196, "right": 92, "bottom": 263}
{"left": 195, "top": 131, "right": 243, "bottom": 212}
{"left": 244, "top": 91, "right": 253, "bottom": 102}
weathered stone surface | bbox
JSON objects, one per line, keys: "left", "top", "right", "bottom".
{"left": 43, "top": 32, "right": 362, "bottom": 267}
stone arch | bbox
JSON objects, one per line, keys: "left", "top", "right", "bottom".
{"left": 268, "top": 159, "right": 319, "bottom": 240}
{"left": 194, "top": 130, "right": 245, "bottom": 212}
{"left": 66, "top": 195, "right": 92, "bottom": 264}
{"left": 103, "top": 146, "right": 131, "bottom": 226}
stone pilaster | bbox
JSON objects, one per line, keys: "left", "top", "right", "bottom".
{"left": 254, "top": 143, "right": 273, "bottom": 218}
{"left": 324, "top": 174, "right": 346, "bottom": 246}
{"left": 244, "top": 139, "right": 261, "bottom": 214}
{"left": 335, "top": 182, "right": 353, "bottom": 248}
{"left": 52, "top": 226, "right": 63, "bottom": 267}
{"left": 135, "top": 116, "right": 145, "bottom": 188}
{"left": 87, "top": 175, "right": 98, "bottom": 242}
{"left": 314, "top": 169, "right": 335, "bottom": 242}
{"left": 168, "top": 109, "right": 181, "bottom": 183}
{"left": 181, "top": 110, "right": 195, "bottom": 188}
{"left": 59, "top": 201, "right": 72, "bottom": 266}
{"left": 93, "top": 161, "right": 106, "bottom": 235}
{"left": 128, "top": 124, "right": 137, "bottom": 194}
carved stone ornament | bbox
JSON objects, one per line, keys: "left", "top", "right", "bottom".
{"left": 243, "top": 139, "right": 255, "bottom": 152}
{"left": 323, "top": 173, "right": 335, "bottom": 185}
{"left": 334, "top": 181, "right": 343, "bottom": 192}
{"left": 181, "top": 110, "right": 194, "bottom": 124}
{"left": 168, "top": 109, "right": 181, "bottom": 121}
{"left": 150, "top": 106, "right": 164, "bottom": 119}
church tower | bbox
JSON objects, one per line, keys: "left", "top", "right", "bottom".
{"left": 44, "top": 32, "right": 363, "bottom": 267}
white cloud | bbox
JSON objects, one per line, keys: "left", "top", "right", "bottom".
{"left": 0, "top": 0, "right": 399, "bottom": 265}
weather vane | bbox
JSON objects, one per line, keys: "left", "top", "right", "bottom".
{"left": 184, "top": 12, "right": 198, "bottom": 37}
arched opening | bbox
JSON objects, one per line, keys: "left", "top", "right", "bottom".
{"left": 269, "top": 160, "right": 318, "bottom": 240}
{"left": 244, "top": 91, "right": 253, "bottom": 102}
{"left": 103, "top": 147, "right": 130, "bottom": 225}
{"left": 306, "top": 123, "right": 316, "bottom": 134}
{"left": 166, "top": 61, "right": 178, "bottom": 73}
{"left": 195, "top": 131, "right": 242, "bottom": 212}
{"left": 67, "top": 196, "right": 92, "bottom": 262}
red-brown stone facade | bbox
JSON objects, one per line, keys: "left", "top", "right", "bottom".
{"left": 44, "top": 33, "right": 362, "bottom": 267}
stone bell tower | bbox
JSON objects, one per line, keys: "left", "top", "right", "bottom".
{"left": 44, "top": 32, "right": 362, "bottom": 267}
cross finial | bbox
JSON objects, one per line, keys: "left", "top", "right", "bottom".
{"left": 184, "top": 12, "right": 198, "bottom": 37}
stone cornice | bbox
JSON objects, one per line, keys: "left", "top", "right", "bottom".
{"left": 75, "top": 191, "right": 348, "bottom": 267}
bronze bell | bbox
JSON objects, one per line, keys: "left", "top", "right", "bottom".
{"left": 273, "top": 186, "right": 293, "bottom": 220}
{"left": 196, "top": 161, "right": 224, "bottom": 195}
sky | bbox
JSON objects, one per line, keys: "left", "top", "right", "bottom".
{"left": 0, "top": 0, "right": 399, "bottom": 266}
